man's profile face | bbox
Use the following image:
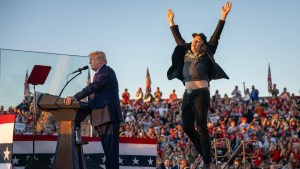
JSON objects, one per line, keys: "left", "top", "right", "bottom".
{"left": 191, "top": 36, "right": 204, "bottom": 53}
{"left": 89, "top": 55, "right": 102, "bottom": 71}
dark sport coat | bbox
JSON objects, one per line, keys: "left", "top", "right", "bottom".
{"left": 167, "top": 20, "right": 229, "bottom": 84}
{"left": 74, "top": 64, "right": 123, "bottom": 126}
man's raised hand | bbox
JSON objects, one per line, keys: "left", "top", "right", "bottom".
{"left": 167, "top": 9, "right": 175, "bottom": 26}
{"left": 221, "top": 1, "right": 232, "bottom": 21}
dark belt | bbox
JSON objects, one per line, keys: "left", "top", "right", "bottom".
{"left": 185, "top": 87, "right": 209, "bottom": 94}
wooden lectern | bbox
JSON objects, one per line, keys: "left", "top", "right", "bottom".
{"left": 38, "top": 94, "right": 90, "bottom": 169}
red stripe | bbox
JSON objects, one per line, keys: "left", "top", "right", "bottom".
{"left": 13, "top": 134, "right": 157, "bottom": 144}
{"left": 120, "top": 137, "right": 157, "bottom": 144}
{"left": 13, "top": 135, "right": 58, "bottom": 141}
{"left": 0, "top": 115, "right": 16, "bottom": 124}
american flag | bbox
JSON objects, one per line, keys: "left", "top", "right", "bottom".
{"left": 145, "top": 67, "right": 152, "bottom": 93}
{"left": 87, "top": 68, "right": 91, "bottom": 84}
{"left": 12, "top": 135, "right": 157, "bottom": 169}
{"left": 24, "top": 69, "right": 31, "bottom": 98}
{"left": 0, "top": 115, "right": 16, "bottom": 169}
{"left": 268, "top": 63, "right": 272, "bottom": 93}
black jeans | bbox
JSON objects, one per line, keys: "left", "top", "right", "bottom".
{"left": 181, "top": 88, "right": 211, "bottom": 164}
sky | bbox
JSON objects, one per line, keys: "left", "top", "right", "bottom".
{"left": 1, "top": 1, "right": 300, "bottom": 108}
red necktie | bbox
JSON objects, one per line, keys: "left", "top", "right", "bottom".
{"left": 89, "top": 74, "right": 97, "bottom": 100}
{"left": 93, "top": 74, "right": 97, "bottom": 81}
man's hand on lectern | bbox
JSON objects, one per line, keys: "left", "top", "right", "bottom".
{"left": 64, "top": 96, "right": 76, "bottom": 105}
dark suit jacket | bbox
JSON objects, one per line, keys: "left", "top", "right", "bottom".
{"left": 159, "top": 163, "right": 172, "bottom": 169}
{"left": 171, "top": 165, "right": 179, "bottom": 169}
{"left": 167, "top": 20, "right": 229, "bottom": 83}
{"left": 74, "top": 64, "right": 123, "bottom": 126}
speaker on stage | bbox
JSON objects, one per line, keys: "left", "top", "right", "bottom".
{"left": 25, "top": 156, "right": 50, "bottom": 169}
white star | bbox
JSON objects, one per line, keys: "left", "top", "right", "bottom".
{"left": 101, "top": 155, "right": 106, "bottom": 163}
{"left": 12, "top": 156, "right": 19, "bottom": 165}
{"left": 132, "top": 157, "right": 139, "bottom": 165}
{"left": 119, "top": 157, "right": 123, "bottom": 164}
{"left": 50, "top": 155, "right": 55, "bottom": 164}
{"left": 148, "top": 157, "right": 154, "bottom": 165}
{"left": 3, "top": 146, "right": 11, "bottom": 160}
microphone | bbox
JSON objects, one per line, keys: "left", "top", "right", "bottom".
{"left": 57, "top": 65, "right": 89, "bottom": 103}
{"left": 69, "top": 66, "right": 89, "bottom": 74}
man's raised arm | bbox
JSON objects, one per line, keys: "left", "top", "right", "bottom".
{"left": 209, "top": 1, "right": 233, "bottom": 53}
{"left": 167, "top": 9, "right": 185, "bottom": 45}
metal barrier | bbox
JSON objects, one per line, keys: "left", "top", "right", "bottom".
{"left": 222, "top": 139, "right": 259, "bottom": 169}
{"left": 195, "top": 138, "right": 231, "bottom": 168}
{"left": 195, "top": 138, "right": 259, "bottom": 168}
{"left": 211, "top": 138, "right": 232, "bottom": 166}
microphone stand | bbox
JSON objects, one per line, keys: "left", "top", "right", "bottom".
{"left": 32, "top": 84, "right": 37, "bottom": 160}
{"left": 55, "top": 71, "right": 82, "bottom": 104}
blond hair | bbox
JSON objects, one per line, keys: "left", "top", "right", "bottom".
{"left": 89, "top": 51, "right": 107, "bottom": 64}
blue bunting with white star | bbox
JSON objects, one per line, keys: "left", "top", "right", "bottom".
{"left": 11, "top": 136, "right": 157, "bottom": 169}
{"left": 0, "top": 115, "right": 15, "bottom": 169}
{"left": 0, "top": 144, "right": 13, "bottom": 164}
{"left": 10, "top": 153, "right": 155, "bottom": 168}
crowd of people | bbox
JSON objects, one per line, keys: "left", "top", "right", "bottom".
{"left": 1, "top": 84, "right": 300, "bottom": 169}
{"left": 119, "top": 85, "right": 300, "bottom": 169}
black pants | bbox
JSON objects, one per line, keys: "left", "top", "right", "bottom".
{"left": 181, "top": 88, "right": 211, "bottom": 165}
{"left": 95, "top": 121, "right": 120, "bottom": 169}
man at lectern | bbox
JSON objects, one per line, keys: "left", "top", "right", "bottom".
{"left": 64, "top": 51, "right": 123, "bottom": 169}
